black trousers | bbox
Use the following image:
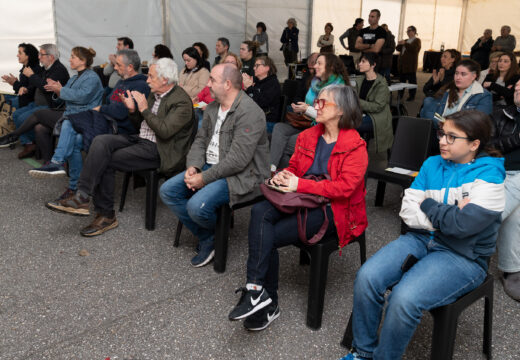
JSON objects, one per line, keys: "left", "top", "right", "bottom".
{"left": 77, "top": 134, "right": 160, "bottom": 216}
{"left": 398, "top": 72, "right": 417, "bottom": 99}
{"left": 12, "top": 108, "right": 64, "bottom": 162}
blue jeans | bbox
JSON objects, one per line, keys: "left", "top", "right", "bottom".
{"left": 52, "top": 119, "right": 83, "bottom": 190}
{"left": 352, "top": 232, "right": 486, "bottom": 359}
{"left": 246, "top": 200, "right": 336, "bottom": 304}
{"left": 159, "top": 164, "right": 230, "bottom": 249}
{"left": 497, "top": 171, "right": 520, "bottom": 272}
{"left": 12, "top": 102, "right": 48, "bottom": 144}
{"left": 3, "top": 94, "right": 19, "bottom": 110}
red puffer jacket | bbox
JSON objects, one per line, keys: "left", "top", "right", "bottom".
{"left": 285, "top": 124, "right": 368, "bottom": 248}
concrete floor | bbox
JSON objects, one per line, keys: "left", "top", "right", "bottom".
{"left": 1, "top": 73, "right": 520, "bottom": 360}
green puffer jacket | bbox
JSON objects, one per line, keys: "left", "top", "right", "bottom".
{"left": 129, "top": 85, "right": 195, "bottom": 177}
{"left": 186, "top": 90, "right": 270, "bottom": 206}
{"left": 355, "top": 74, "right": 393, "bottom": 153}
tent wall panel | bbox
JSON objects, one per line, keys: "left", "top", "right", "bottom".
{"left": 54, "top": 0, "right": 163, "bottom": 71}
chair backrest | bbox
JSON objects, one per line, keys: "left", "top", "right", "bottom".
{"left": 388, "top": 116, "right": 433, "bottom": 171}
{"left": 339, "top": 55, "right": 357, "bottom": 76}
{"left": 279, "top": 95, "right": 288, "bottom": 122}
{"left": 282, "top": 79, "right": 299, "bottom": 104}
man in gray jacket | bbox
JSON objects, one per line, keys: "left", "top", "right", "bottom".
{"left": 160, "top": 63, "right": 270, "bottom": 267}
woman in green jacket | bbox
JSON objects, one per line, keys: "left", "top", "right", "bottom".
{"left": 355, "top": 52, "right": 393, "bottom": 153}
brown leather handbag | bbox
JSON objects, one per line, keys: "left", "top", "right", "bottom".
{"left": 260, "top": 175, "right": 331, "bottom": 245}
{"left": 285, "top": 111, "right": 313, "bottom": 129}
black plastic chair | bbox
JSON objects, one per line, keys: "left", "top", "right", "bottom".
{"left": 341, "top": 273, "right": 493, "bottom": 360}
{"left": 282, "top": 79, "right": 299, "bottom": 105}
{"left": 368, "top": 116, "right": 433, "bottom": 206}
{"left": 173, "top": 196, "right": 264, "bottom": 273}
{"left": 119, "top": 170, "right": 166, "bottom": 231}
{"left": 296, "top": 231, "right": 366, "bottom": 330}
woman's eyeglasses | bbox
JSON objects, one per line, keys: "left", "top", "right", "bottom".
{"left": 436, "top": 130, "right": 471, "bottom": 144}
{"left": 313, "top": 98, "right": 336, "bottom": 110}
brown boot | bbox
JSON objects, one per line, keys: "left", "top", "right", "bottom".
{"left": 80, "top": 213, "right": 118, "bottom": 237}
{"left": 18, "top": 143, "right": 36, "bottom": 159}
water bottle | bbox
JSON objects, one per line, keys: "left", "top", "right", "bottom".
{"left": 440, "top": 42, "right": 445, "bottom": 52}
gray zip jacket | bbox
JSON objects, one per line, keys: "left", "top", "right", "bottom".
{"left": 186, "top": 90, "right": 270, "bottom": 206}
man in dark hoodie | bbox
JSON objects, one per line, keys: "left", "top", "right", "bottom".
{"left": 10, "top": 43, "right": 69, "bottom": 159}
{"left": 29, "top": 49, "right": 149, "bottom": 204}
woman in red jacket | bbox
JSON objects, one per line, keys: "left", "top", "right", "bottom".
{"left": 228, "top": 84, "right": 368, "bottom": 331}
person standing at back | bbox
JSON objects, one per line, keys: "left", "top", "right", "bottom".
{"left": 396, "top": 26, "right": 421, "bottom": 101}
{"left": 104, "top": 37, "right": 133, "bottom": 91}
{"left": 355, "top": 9, "right": 386, "bottom": 65}
{"left": 339, "top": 18, "right": 364, "bottom": 65}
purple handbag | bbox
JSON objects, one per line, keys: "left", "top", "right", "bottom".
{"left": 260, "top": 174, "right": 331, "bottom": 245}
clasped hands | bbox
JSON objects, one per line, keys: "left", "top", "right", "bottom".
{"left": 184, "top": 166, "right": 204, "bottom": 191}
{"left": 43, "top": 78, "right": 62, "bottom": 94}
{"left": 270, "top": 170, "right": 299, "bottom": 192}
{"left": 119, "top": 90, "right": 148, "bottom": 113}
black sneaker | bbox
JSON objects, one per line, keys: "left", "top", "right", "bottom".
{"left": 244, "top": 303, "right": 280, "bottom": 331}
{"left": 0, "top": 134, "right": 18, "bottom": 148}
{"left": 228, "top": 287, "right": 272, "bottom": 321}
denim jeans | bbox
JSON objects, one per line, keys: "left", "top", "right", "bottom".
{"left": 159, "top": 164, "right": 230, "bottom": 249}
{"left": 12, "top": 103, "right": 48, "bottom": 144}
{"left": 52, "top": 119, "right": 83, "bottom": 190}
{"left": 497, "top": 170, "right": 520, "bottom": 272}
{"left": 246, "top": 200, "right": 336, "bottom": 304}
{"left": 3, "top": 94, "right": 19, "bottom": 110}
{"left": 352, "top": 232, "right": 486, "bottom": 360}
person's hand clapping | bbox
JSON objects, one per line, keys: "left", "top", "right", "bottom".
{"left": 44, "top": 78, "right": 62, "bottom": 94}
{"left": 18, "top": 86, "right": 28, "bottom": 95}
{"left": 2, "top": 73, "right": 17, "bottom": 86}
{"left": 119, "top": 90, "right": 136, "bottom": 112}
{"left": 130, "top": 90, "right": 148, "bottom": 112}
{"left": 291, "top": 101, "right": 309, "bottom": 114}
{"left": 22, "top": 67, "right": 34, "bottom": 77}
{"left": 242, "top": 73, "right": 254, "bottom": 89}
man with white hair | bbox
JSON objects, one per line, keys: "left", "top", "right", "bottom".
{"left": 9, "top": 43, "right": 69, "bottom": 158}
{"left": 492, "top": 25, "right": 516, "bottom": 53}
{"left": 50, "top": 58, "right": 195, "bottom": 237}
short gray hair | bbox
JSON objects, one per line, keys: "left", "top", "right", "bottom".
{"left": 117, "top": 49, "right": 141, "bottom": 71}
{"left": 40, "top": 44, "right": 59, "bottom": 59}
{"left": 150, "top": 57, "right": 178, "bottom": 84}
{"left": 319, "top": 84, "right": 362, "bottom": 129}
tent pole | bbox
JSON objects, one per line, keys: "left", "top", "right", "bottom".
{"left": 245, "top": 0, "right": 248, "bottom": 41}
{"left": 457, "top": 0, "right": 469, "bottom": 52}
{"left": 52, "top": 0, "right": 58, "bottom": 49}
{"left": 162, "top": 0, "right": 168, "bottom": 46}
{"left": 398, "top": 0, "right": 407, "bottom": 41}
{"left": 431, "top": 0, "right": 438, "bottom": 50}
{"left": 307, "top": 0, "right": 313, "bottom": 62}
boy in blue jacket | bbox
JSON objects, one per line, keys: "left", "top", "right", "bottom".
{"left": 342, "top": 109, "right": 505, "bottom": 360}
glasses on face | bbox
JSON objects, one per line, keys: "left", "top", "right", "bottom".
{"left": 253, "top": 63, "right": 264, "bottom": 68}
{"left": 436, "top": 130, "right": 471, "bottom": 144}
{"left": 313, "top": 98, "right": 336, "bottom": 110}
{"left": 39, "top": 53, "right": 50, "bottom": 57}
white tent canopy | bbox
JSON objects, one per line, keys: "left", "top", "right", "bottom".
{"left": 1, "top": 0, "right": 519, "bottom": 94}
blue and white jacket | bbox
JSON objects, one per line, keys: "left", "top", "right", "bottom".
{"left": 400, "top": 154, "right": 505, "bottom": 263}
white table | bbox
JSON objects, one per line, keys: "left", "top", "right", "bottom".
{"left": 388, "top": 83, "right": 418, "bottom": 116}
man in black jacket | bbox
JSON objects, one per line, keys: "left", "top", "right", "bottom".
{"left": 10, "top": 44, "right": 69, "bottom": 158}
{"left": 490, "top": 80, "right": 520, "bottom": 301}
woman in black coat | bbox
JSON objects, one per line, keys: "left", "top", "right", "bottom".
{"left": 243, "top": 56, "right": 281, "bottom": 132}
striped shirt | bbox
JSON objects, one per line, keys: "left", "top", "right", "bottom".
{"left": 139, "top": 86, "right": 174, "bottom": 143}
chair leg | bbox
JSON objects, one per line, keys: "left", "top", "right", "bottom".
{"left": 430, "top": 307, "right": 458, "bottom": 360}
{"left": 144, "top": 171, "right": 159, "bottom": 231}
{"left": 306, "top": 244, "right": 332, "bottom": 330}
{"left": 483, "top": 285, "right": 493, "bottom": 358}
{"left": 173, "top": 220, "right": 183, "bottom": 247}
{"left": 341, "top": 311, "right": 354, "bottom": 349}
{"left": 374, "top": 181, "right": 386, "bottom": 207}
{"left": 356, "top": 232, "right": 366, "bottom": 265}
{"left": 299, "top": 248, "right": 311, "bottom": 265}
{"left": 119, "top": 172, "right": 132, "bottom": 212}
{"left": 214, "top": 204, "right": 231, "bottom": 273}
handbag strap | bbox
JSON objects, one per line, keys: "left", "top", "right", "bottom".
{"left": 296, "top": 205, "right": 329, "bottom": 245}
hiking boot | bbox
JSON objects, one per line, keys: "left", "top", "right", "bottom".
{"left": 190, "top": 242, "right": 214, "bottom": 267}
{"left": 45, "top": 188, "right": 88, "bottom": 214}
{"left": 228, "top": 287, "right": 272, "bottom": 320}
{"left": 80, "top": 213, "right": 118, "bottom": 237}
{"left": 0, "top": 134, "right": 18, "bottom": 148}
{"left": 46, "top": 191, "right": 90, "bottom": 216}
{"left": 29, "top": 161, "right": 66, "bottom": 178}
{"left": 18, "top": 143, "right": 36, "bottom": 159}
{"left": 503, "top": 272, "right": 520, "bottom": 301}
{"left": 243, "top": 303, "right": 280, "bottom": 331}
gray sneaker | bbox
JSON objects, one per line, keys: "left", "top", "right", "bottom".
{"left": 503, "top": 272, "right": 520, "bottom": 301}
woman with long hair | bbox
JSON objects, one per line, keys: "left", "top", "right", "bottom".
{"left": 483, "top": 52, "right": 520, "bottom": 106}
{"left": 178, "top": 47, "right": 210, "bottom": 98}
